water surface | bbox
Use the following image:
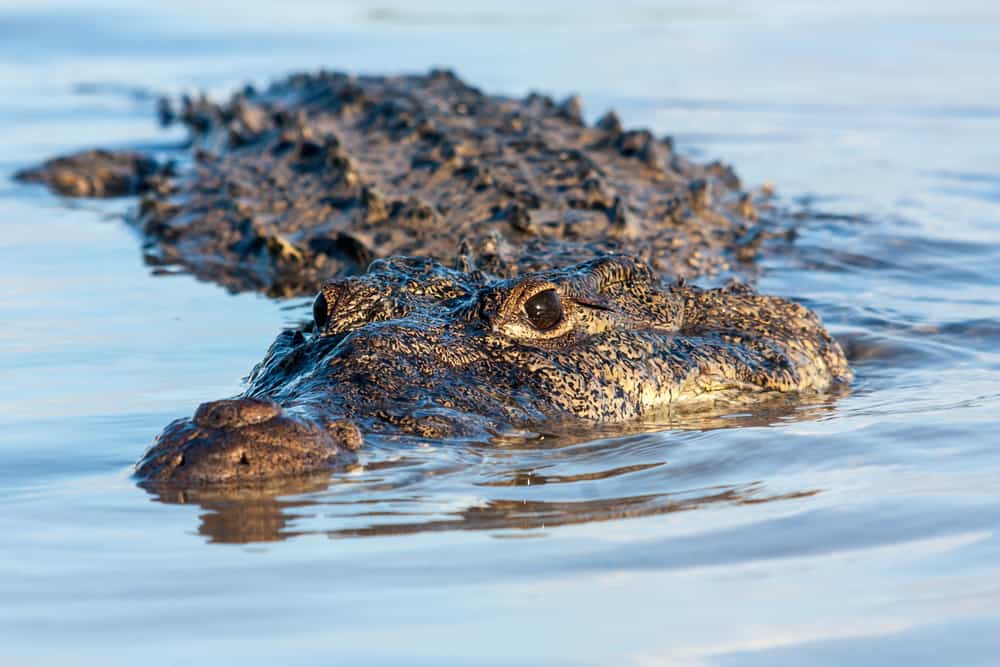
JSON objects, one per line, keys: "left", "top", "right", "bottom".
{"left": 2, "top": 1, "right": 999, "bottom": 665}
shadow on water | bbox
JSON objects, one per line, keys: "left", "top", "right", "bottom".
{"left": 140, "top": 396, "right": 842, "bottom": 543}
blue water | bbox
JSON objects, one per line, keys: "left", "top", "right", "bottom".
{"left": 2, "top": 2, "right": 999, "bottom": 665}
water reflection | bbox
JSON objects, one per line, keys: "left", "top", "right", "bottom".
{"left": 140, "top": 398, "right": 840, "bottom": 543}
{"left": 145, "top": 472, "right": 334, "bottom": 543}
{"left": 145, "top": 475, "right": 820, "bottom": 544}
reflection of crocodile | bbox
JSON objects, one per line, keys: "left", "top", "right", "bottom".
{"left": 136, "top": 255, "right": 851, "bottom": 485}
{"left": 150, "top": 470, "right": 820, "bottom": 544}
{"left": 17, "top": 69, "right": 777, "bottom": 295}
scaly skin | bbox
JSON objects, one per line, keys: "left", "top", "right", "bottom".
{"left": 17, "top": 69, "right": 778, "bottom": 296}
{"left": 11, "top": 69, "right": 848, "bottom": 487}
{"left": 136, "top": 255, "right": 851, "bottom": 484}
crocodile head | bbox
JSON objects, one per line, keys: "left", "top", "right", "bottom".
{"left": 136, "top": 255, "right": 850, "bottom": 484}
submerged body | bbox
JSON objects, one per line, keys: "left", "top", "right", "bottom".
{"left": 137, "top": 256, "right": 851, "bottom": 484}
{"left": 18, "top": 69, "right": 777, "bottom": 296}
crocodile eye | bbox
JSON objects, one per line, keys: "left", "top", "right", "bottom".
{"left": 312, "top": 292, "right": 328, "bottom": 331}
{"left": 523, "top": 289, "right": 562, "bottom": 331}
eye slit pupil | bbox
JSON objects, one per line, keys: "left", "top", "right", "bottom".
{"left": 523, "top": 289, "right": 562, "bottom": 331}
{"left": 313, "top": 293, "right": 329, "bottom": 331}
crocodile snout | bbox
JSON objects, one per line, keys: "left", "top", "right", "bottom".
{"left": 135, "top": 399, "right": 361, "bottom": 485}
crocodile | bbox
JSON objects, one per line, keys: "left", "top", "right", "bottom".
{"left": 136, "top": 255, "right": 851, "bottom": 485}
{"left": 16, "top": 69, "right": 777, "bottom": 296}
{"left": 14, "top": 69, "right": 848, "bottom": 486}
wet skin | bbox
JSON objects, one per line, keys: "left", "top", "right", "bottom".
{"left": 136, "top": 255, "right": 851, "bottom": 484}
{"left": 17, "top": 69, "right": 777, "bottom": 296}
{"left": 12, "top": 69, "right": 848, "bottom": 486}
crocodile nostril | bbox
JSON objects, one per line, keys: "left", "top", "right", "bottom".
{"left": 193, "top": 402, "right": 238, "bottom": 429}
{"left": 193, "top": 398, "right": 283, "bottom": 429}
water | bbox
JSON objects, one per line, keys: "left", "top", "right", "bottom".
{"left": 2, "top": 1, "right": 999, "bottom": 664}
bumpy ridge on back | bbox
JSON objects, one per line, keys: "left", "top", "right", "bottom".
{"left": 19, "top": 69, "right": 783, "bottom": 295}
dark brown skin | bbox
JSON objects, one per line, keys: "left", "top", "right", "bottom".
{"left": 135, "top": 255, "right": 851, "bottom": 485}
{"left": 16, "top": 69, "right": 777, "bottom": 296}
{"left": 15, "top": 149, "right": 161, "bottom": 198}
